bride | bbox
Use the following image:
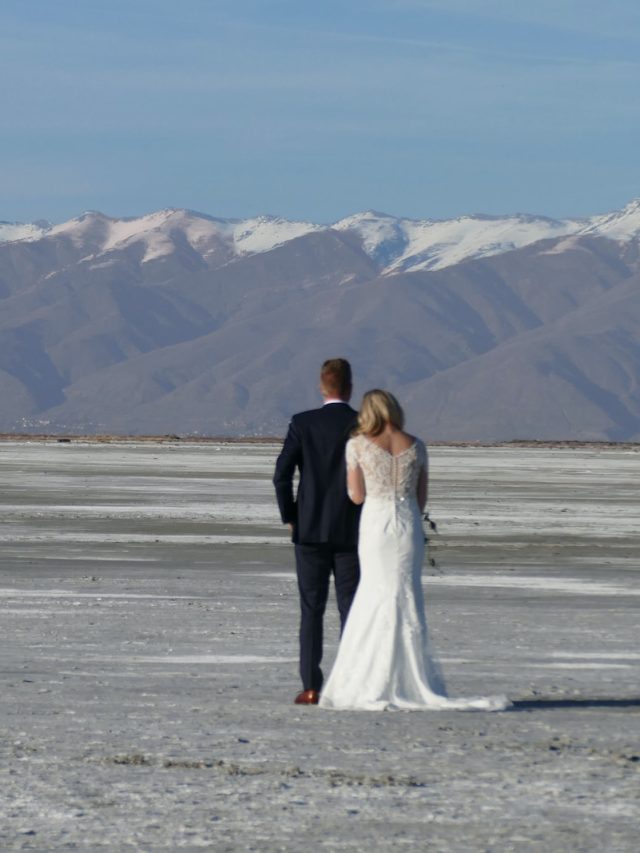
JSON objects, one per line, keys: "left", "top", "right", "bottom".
{"left": 319, "top": 390, "right": 510, "bottom": 712}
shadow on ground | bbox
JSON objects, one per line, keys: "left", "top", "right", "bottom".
{"left": 510, "top": 697, "right": 640, "bottom": 711}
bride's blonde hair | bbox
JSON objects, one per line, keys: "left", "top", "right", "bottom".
{"left": 356, "top": 389, "right": 405, "bottom": 436}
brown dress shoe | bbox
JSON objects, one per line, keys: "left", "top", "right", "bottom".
{"left": 294, "top": 689, "right": 320, "bottom": 705}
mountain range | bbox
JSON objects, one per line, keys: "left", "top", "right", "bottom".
{"left": 1, "top": 200, "right": 640, "bottom": 440}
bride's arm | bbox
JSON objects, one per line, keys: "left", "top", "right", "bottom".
{"left": 346, "top": 438, "right": 365, "bottom": 504}
{"left": 417, "top": 466, "right": 428, "bottom": 511}
{"left": 417, "top": 441, "right": 428, "bottom": 510}
{"left": 347, "top": 464, "right": 366, "bottom": 505}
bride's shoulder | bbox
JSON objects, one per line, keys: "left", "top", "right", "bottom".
{"left": 404, "top": 433, "right": 427, "bottom": 459}
{"left": 399, "top": 431, "right": 422, "bottom": 448}
{"left": 412, "top": 435, "right": 428, "bottom": 463}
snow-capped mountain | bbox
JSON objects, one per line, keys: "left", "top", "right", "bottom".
{"left": 576, "top": 198, "right": 640, "bottom": 241}
{"left": 38, "top": 209, "right": 322, "bottom": 266}
{"left": 0, "top": 220, "right": 50, "bottom": 242}
{"left": 333, "top": 210, "right": 584, "bottom": 272}
{"left": 1, "top": 197, "right": 640, "bottom": 440}
{"left": 2, "top": 200, "right": 640, "bottom": 276}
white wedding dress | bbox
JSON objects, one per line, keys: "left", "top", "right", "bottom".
{"left": 319, "top": 435, "right": 510, "bottom": 712}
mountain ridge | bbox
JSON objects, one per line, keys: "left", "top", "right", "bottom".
{"left": 5, "top": 198, "right": 640, "bottom": 275}
{"left": 1, "top": 201, "right": 639, "bottom": 440}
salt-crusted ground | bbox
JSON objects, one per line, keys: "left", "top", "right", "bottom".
{"left": 0, "top": 441, "right": 639, "bottom": 851}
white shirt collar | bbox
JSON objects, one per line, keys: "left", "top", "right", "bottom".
{"left": 323, "top": 398, "right": 348, "bottom": 405}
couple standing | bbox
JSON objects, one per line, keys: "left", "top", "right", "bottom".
{"left": 273, "top": 358, "right": 508, "bottom": 712}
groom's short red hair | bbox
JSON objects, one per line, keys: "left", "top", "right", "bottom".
{"left": 320, "top": 358, "right": 352, "bottom": 398}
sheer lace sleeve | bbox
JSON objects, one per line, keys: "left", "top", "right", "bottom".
{"left": 346, "top": 437, "right": 365, "bottom": 504}
{"left": 416, "top": 438, "right": 428, "bottom": 473}
{"left": 345, "top": 437, "right": 359, "bottom": 470}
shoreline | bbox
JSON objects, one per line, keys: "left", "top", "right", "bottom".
{"left": 0, "top": 432, "right": 639, "bottom": 450}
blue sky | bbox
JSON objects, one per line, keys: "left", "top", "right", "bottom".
{"left": 2, "top": 0, "right": 640, "bottom": 223}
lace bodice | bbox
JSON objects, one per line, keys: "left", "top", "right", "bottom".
{"left": 346, "top": 434, "right": 427, "bottom": 502}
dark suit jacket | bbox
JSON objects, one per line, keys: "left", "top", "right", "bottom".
{"left": 273, "top": 402, "right": 361, "bottom": 547}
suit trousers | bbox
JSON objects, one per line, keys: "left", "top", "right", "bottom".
{"left": 295, "top": 543, "right": 360, "bottom": 691}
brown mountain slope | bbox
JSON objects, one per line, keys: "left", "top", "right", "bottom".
{"left": 0, "top": 222, "right": 638, "bottom": 439}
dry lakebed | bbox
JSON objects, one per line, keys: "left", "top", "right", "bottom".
{"left": 0, "top": 439, "right": 639, "bottom": 851}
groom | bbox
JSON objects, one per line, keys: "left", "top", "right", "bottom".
{"left": 273, "top": 358, "right": 361, "bottom": 705}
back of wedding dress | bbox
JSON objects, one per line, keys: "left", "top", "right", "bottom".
{"left": 319, "top": 433, "right": 510, "bottom": 712}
